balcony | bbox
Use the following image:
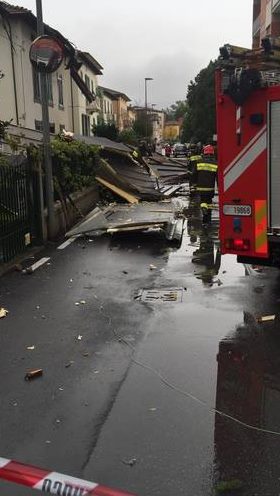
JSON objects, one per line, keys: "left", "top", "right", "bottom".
{"left": 253, "top": 14, "right": 261, "bottom": 36}
{"left": 272, "top": 0, "right": 280, "bottom": 13}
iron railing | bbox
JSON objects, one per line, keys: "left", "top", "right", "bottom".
{"left": 0, "top": 156, "right": 33, "bottom": 263}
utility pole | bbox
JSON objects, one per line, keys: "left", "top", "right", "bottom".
{"left": 36, "top": 0, "right": 55, "bottom": 239}
{"left": 144, "top": 77, "right": 153, "bottom": 141}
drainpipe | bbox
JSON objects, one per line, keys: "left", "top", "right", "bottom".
{"left": 70, "top": 75, "right": 75, "bottom": 133}
{"left": 3, "top": 16, "right": 19, "bottom": 125}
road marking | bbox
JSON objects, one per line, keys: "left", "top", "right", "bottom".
{"left": 28, "top": 257, "right": 50, "bottom": 272}
{"left": 57, "top": 237, "right": 77, "bottom": 250}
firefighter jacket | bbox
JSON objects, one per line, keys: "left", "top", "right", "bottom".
{"left": 194, "top": 156, "right": 218, "bottom": 192}
{"left": 188, "top": 154, "right": 202, "bottom": 175}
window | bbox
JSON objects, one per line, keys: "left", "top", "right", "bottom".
{"left": 33, "top": 68, "right": 53, "bottom": 105}
{"left": 85, "top": 75, "right": 90, "bottom": 104}
{"left": 91, "top": 80, "right": 95, "bottom": 95}
{"left": 85, "top": 74, "right": 90, "bottom": 90}
{"left": 59, "top": 124, "right": 65, "bottom": 133}
{"left": 81, "top": 114, "right": 90, "bottom": 136}
{"left": 57, "top": 76, "right": 64, "bottom": 107}
{"left": 35, "top": 120, "right": 55, "bottom": 134}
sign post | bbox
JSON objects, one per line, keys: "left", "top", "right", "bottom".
{"left": 30, "top": 1, "right": 64, "bottom": 239}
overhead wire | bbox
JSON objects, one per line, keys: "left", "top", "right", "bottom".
{"left": 92, "top": 293, "right": 280, "bottom": 438}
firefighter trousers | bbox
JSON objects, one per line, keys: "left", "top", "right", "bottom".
{"left": 199, "top": 191, "right": 214, "bottom": 224}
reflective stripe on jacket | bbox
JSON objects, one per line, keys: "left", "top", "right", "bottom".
{"left": 197, "top": 163, "right": 218, "bottom": 173}
{"left": 190, "top": 155, "right": 202, "bottom": 162}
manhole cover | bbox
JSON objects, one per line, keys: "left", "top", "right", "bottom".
{"left": 137, "top": 288, "right": 184, "bottom": 303}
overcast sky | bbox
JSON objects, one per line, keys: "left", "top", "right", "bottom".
{"left": 12, "top": 0, "right": 253, "bottom": 108}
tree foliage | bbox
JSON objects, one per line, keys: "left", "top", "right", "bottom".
{"left": 118, "top": 128, "right": 138, "bottom": 146}
{"left": 132, "top": 113, "right": 153, "bottom": 139}
{"left": 93, "top": 122, "right": 118, "bottom": 141}
{"left": 0, "top": 119, "right": 12, "bottom": 139}
{"left": 182, "top": 60, "right": 217, "bottom": 144}
{"left": 28, "top": 137, "right": 100, "bottom": 196}
{"left": 165, "top": 100, "right": 188, "bottom": 121}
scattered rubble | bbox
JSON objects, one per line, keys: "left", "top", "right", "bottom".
{"left": 257, "top": 314, "right": 276, "bottom": 323}
{"left": 65, "top": 361, "right": 75, "bottom": 368}
{"left": 0, "top": 307, "right": 8, "bottom": 318}
{"left": 121, "top": 458, "right": 137, "bottom": 467}
{"left": 25, "top": 369, "right": 43, "bottom": 381}
{"left": 149, "top": 264, "right": 157, "bottom": 270}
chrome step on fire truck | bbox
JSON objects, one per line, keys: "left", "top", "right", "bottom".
{"left": 216, "top": 38, "right": 280, "bottom": 267}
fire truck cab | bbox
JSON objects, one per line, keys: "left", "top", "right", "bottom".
{"left": 217, "top": 40, "right": 280, "bottom": 267}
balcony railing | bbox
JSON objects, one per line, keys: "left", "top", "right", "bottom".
{"left": 272, "top": 0, "right": 280, "bottom": 12}
{"left": 253, "top": 14, "right": 261, "bottom": 36}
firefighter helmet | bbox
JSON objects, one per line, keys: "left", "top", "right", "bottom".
{"left": 203, "top": 144, "right": 215, "bottom": 155}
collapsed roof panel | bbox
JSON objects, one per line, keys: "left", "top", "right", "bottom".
{"left": 66, "top": 201, "right": 185, "bottom": 243}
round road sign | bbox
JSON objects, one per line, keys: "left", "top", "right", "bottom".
{"left": 29, "top": 35, "right": 64, "bottom": 73}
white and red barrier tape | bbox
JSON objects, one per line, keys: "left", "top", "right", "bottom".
{"left": 0, "top": 457, "right": 136, "bottom": 496}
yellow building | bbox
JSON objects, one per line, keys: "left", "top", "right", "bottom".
{"left": 163, "top": 121, "right": 181, "bottom": 141}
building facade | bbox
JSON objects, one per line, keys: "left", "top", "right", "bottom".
{"left": 97, "top": 87, "right": 117, "bottom": 125}
{"left": 253, "top": 0, "right": 280, "bottom": 47}
{"left": 99, "top": 87, "right": 131, "bottom": 132}
{"left": 71, "top": 52, "right": 103, "bottom": 137}
{"left": 0, "top": 1, "right": 103, "bottom": 141}
{"left": 163, "top": 120, "right": 181, "bottom": 142}
{"left": 133, "top": 106, "right": 165, "bottom": 142}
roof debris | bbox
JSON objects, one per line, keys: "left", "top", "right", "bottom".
{"left": 67, "top": 200, "right": 185, "bottom": 243}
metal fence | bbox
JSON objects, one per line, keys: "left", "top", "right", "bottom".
{"left": 0, "top": 156, "right": 33, "bottom": 263}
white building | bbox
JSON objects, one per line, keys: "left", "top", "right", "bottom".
{"left": 97, "top": 87, "right": 116, "bottom": 125}
{"left": 0, "top": 1, "right": 103, "bottom": 140}
{"left": 71, "top": 51, "right": 103, "bottom": 136}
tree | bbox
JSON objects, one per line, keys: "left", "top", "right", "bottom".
{"left": 133, "top": 113, "right": 153, "bottom": 139}
{"left": 182, "top": 60, "right": 217, "bottom": 144}
{"left": 118, "top": 128, "right": 138, "bottom": 146}
{"left": 165, "top": 100, "right": 188, "bottom": 121}
{"left": 93, "top": 122, "right": 118, "bottom": 141}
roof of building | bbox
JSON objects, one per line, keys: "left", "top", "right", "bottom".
{"left": 0, "top": 1, "right": 29, "bottom": 14}
{"left": 99, "top": 86, "right": 131, "bottom": 102}
{"left": 0, "top": 1, "right": 75, "bottom": 57}
{"left": 133, "top": 106, "right": 164, "bottom": 113}
{"left": 0, "top": 2, "right": 103, "bottom": 73}
{"left": 78, "top": 51, "right": 103, "bottom": 75}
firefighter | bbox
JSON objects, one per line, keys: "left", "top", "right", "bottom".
{"left": 194, "top": 144, "right": 218, "bottom": 225}
{"left": 131, "top": 148, "right": 139, "bottom": 160}
{"left": 188, "top": 144, "right": 202, "bottom": 196}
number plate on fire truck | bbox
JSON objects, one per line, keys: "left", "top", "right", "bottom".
{"left": 223, "top": 205, "right": 252, "bottom": 216}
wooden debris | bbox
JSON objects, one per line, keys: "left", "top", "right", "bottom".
{"left": 257, "top": 315, "right": 276, "bottom": 323}
{"left": 96, "top": 177, "right": 139, "bottom": 204}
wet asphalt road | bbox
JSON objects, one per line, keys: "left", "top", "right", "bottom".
{"left": 1, "top": 203, "right": 280, "bottom": 496}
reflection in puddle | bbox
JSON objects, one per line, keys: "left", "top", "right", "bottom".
{"left": 214, "top": 315, "right": 280, "bottom": 494}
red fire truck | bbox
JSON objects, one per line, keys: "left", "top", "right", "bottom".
{"left": 216, "top": 39, "right": 280, "bottom": 267}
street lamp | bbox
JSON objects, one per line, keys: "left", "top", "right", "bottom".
{"left": 144, "top": 77, "right": 153, "bottom": 140}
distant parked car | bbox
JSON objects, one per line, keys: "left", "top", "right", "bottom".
{"left": 173, "top": 143, "right": 188, "bottom": 158}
